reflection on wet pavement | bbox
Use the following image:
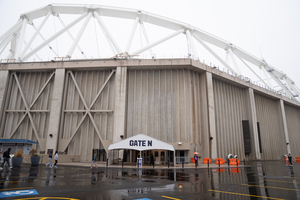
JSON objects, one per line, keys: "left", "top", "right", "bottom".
{"left": 0, "top": 161, "right": 299, "bottom": 199}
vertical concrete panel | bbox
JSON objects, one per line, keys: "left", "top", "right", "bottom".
{"left": 126, "top": 69, "right": 203, "bottom": 148}
{"left": 285, "top": 104, "right": 300, "bottom": 155}
{"left": 61, "top": 70, "right": 115, "bottom": 161}
{"left": 141, "top": 70, "right": 148, "bottom": 136}
{"left": 166, "top": 70, "right": 173, "bottom": 143}
{"left": 113, "top": 66, "right": 127, "bottom": 143}
{"left": 213, "top": 79, "right": 247, "bottom": 160}
{"left": 1, "top": 71, "right": 54, "bottom": 152}
{"left": 0, "top": 71, "right": 9, "bottom": 134}
{"left": 206, "top": 72, "right": 217, "bottom": 159}
{"left": 254, "top": 94, "right": 286, "bottom": 160}
{"left": 280, "top": 100, "right": 291, "bottom": 154}
{"left": 245, "top": 88, "right": 260, "bottom": 160}
{"left": 174, "top": 70, "right": 181, "bottom": 143}
{"left": 126, "top": 71, "right": 134, "bottom": 138}
{"left": 46, "top": 69, "right": 65, "bottom": 152}
{"left": 0, "top": 71, "right": 9, "bottom": 111}
{"left": 198, "top": 72, "right": 209, "bottom": 157}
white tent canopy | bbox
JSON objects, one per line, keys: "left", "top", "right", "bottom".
{"left": 108, "top": 134, "right": 175, "bottom": 151}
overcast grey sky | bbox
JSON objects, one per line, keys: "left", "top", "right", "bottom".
{"left": 1, "top": 0, "right": 300, "bottom": 87}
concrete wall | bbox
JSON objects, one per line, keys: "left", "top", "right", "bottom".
{"left": 254, "top": 94, "right": 286, "bottom": 160}
{"left": 285, "top": 104, "right": 300, "bottom": 155}
{"left": 0, "top": 58, "right": 300, "bottom": 162}
{"left": 0, "top": 71, "right": 54, "bottom": 152}
{"left": 126, "top": 69, "right": 208, "bottom": 159}
{"left": 59, "top": 70, "right": 115, "bottom": 161}
{"left": 213, "top": 79, "right": 248, "bottom": 160}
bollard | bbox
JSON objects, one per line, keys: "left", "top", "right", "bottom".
{"left": 208, "top": 162, "right": 209, "bottom": 168}
{"left": 244, "top": 159, "right": 245, "bottom": 165}
{"left": 219, "top": 162, "right": 220, "bottom": 168}
{"left": 168, "top": 159, "right": 169, "bottom": 168}
{"left": 122, "top": 159, "right": 124, "bottom": 168}
{"left": 106, "top": 158, "right": 108, "bottom": 167}
{"left": 182, "top": 160, "right": 184, "bottom": 168}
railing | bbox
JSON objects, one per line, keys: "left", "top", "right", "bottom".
{"left": 160, "top": 157, "right": 168, "bottom": 164}
{"left": 176, "top": 156, "right": 188, "bottom": 163}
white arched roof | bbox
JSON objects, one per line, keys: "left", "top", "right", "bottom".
{"left": 1, "top": 3, "right": 299, "bottom": 101}
{"left": 108, "top": 134, "right": 174, "bottom": 151}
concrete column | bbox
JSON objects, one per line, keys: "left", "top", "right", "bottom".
{"left": 247, "top": 88, "right": 261, "bottom": 160}
{"left": 280, "top": 99, "right": 291, "bottom": 154}
{"left": 206, "top": 72, "right": 217, "bottom": 159}
{"left": 0, "top": 71, "right": 9, "bottom": 124}
{"left": 112, "top": 66, "right": 127, "bottom": 161}
{"left": 45, "top": 69, "right": 65, "bottom": 152}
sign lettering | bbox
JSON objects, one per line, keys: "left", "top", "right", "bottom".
{"left": 129, "top": 140, "right": 152, "bottom": 146}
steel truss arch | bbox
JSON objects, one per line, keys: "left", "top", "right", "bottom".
{"left": 0, "top": 3, "right": 299, "bottom": 101}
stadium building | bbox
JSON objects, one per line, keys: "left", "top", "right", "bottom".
{"left": 0, "top": 4, "right": 299, "bottom": 164}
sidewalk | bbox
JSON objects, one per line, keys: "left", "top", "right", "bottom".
{"left": 59, "top": 161, "right": 244, "bottom": 169}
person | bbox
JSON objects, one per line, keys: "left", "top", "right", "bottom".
{"left": 194, "top": 154, "right": 198, "bottom": 168}
{"left": 288, "top": 153, "right": 293, "bottom": 166}
{"left": 91, "top": 152, "right": 97, "bottom": 169}
{"left": 227, "top": 154, "right": 233, "bottom": 164}
{"left": 284, "top": 154, "right": 288, "bottom": 164}
{"left": 54, "top": 151, "right": 58, "bottom": 168}
{"left": 0, "top": 148, "right": 12, "bottom": 170}
{"left": 46, "top": 150, "right": 53, "bottom": 168}
{"left": 150, "top": 153, "right": 154, "bottom": 165}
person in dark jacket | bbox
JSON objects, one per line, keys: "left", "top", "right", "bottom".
{"left": 0, "top": 148, "right": 12, "bottom": 170}
{"left": 288, "top": 153, "right": 293, "bottom": 166}
{"left": 54, "top": 151, "right": 58, "bottom": 168}
{"left": 150, "top": 153, "right": 154, "bottom": 165}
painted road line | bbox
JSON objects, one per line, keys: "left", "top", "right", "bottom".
{"left": 161, "top": 195, "right": 180, "bottom": 200}
{"left": 0, "top": 189, "right": 38, "bottom": 198}
{"left": 208, "top": 189, "right": 284, "bottom": 200}
{"left": 0, "top": 187, "right": 33, "bottom": 191}
{"left": 242, "top": 184, "right": 300, "bottom": 191}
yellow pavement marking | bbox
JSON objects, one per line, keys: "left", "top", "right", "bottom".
{"left": 265, "top": 179, "right": 300, "bottom": 184}
{"left": 0, "top": 187, "right": 33, "bottom": 191}
{"left": 162, "top": 195, "right": 180, "bottom": 200}
{"left": 242, "top": 184, "right": 300, "bottom": 191}
{"left": 208, "top": 189, "right": 284, "bottom": 200}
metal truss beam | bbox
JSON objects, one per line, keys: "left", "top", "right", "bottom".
{"left": 0, "top": 4, "right": 299, "bottom": 100}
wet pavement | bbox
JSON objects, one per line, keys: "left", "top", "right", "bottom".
{"left": 0, "top": 160, "right": 299, "bottom": 200}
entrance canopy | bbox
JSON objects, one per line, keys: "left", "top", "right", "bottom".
{"left": 108, "top": 134, "right": 174, "bottom": 151}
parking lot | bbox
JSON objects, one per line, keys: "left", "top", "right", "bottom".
{"left": 0, "top": 160, "right": 298, "bottom": 199}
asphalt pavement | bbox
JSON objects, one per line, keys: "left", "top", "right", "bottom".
{"left": 0, "top": 160, "right": 298, "bottom": 200}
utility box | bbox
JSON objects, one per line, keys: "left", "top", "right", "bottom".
{"left": 0, "top": 139, "right": 38, "bottom": 155}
